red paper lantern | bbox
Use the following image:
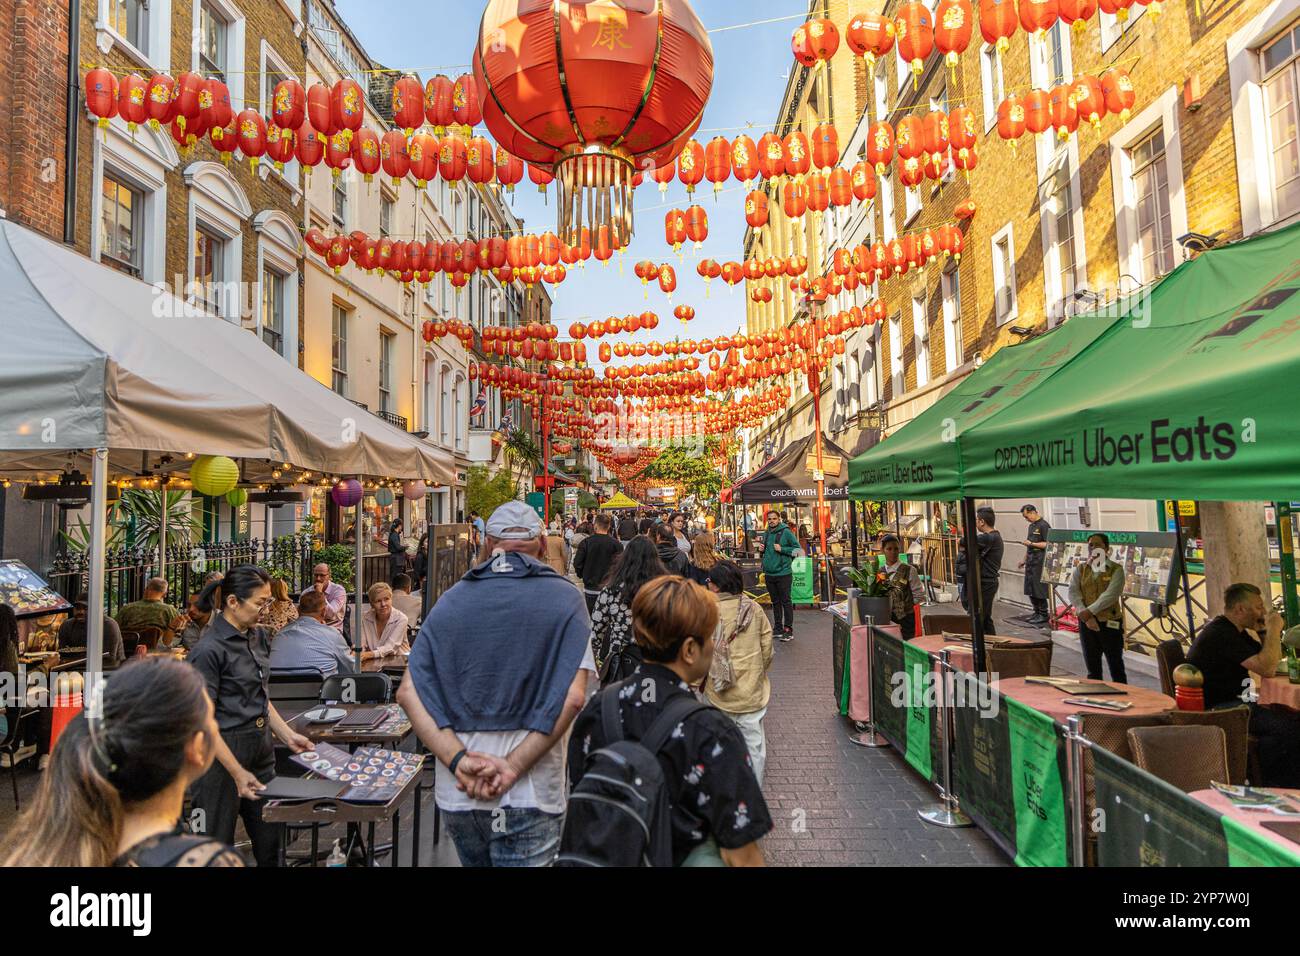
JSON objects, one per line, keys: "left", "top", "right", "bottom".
{"left": 495, "top": 147, "right": 523, "bottom": 191}
{"left": 731, "top": 134, "right": 759, "bottom": 185}
{"left": 84, "top": 68, "right": 119, "bottom": 130}
{"left": 685, "top": 206, "right": 708, "bottom": 248}
{"left": 899, "top": 155, "right": 926, "bottom": 189}
{"left": 381, "top": 130, "right": 411, "bottom": 184}
{"left": 895, "top": 115, "right": 924, "bottom": 161}
{"left": 452, "top": 73, "right": 482, "bottom": 130}
{"left": 674, "top": 305, "right": 696, "bottom": 323}
{"left": 934, "top": 0, "right": 974, "bottom": 70}
{"left": 438, "top": 132, "right": 468, "bottom": 183}
{"left": 265, "top": 124, "right": 295, "bottom": 170}
{"left": 895, "top": 3, "right": 935, "bottom": 86}
{"left": 391, "top": 75, "right": 424, "bottom": 134}
{"left": 350, "top": 127, "right": 380, "bottom": 181}
{"left": 805, "top": 172, "right": 830, "bottom": 213}
{"left": 330, "top": 79, "right": 364, "bottom": 134}
{"left": 850, "top": 160, "right": 877, "bottom": 202}
{"left": 1049, "top": 83, "right": 1079, "bottom": 141}
{"left": 791, "top": 18, "right": 839, "bottom": 69}
{"left": 846, "top": 13, "right": 896, "bottom": 71}
{"left": 145, "top": 74, "right": 176, "bottom": 130}
{"left": 665, "top": 208, "right": 687, "bottom": 252}
{"left": 272, "top": 78, "right": 306, "bottom": 134}
{"left": 1071, "top": 74, "right": 1107, "bottom": 129}
{"left": 677, "top": 139, "right": 705, "bottom": 195}
{"left": 236, "top": 109, "right": 267, "bottom": 170}
{"left": 1019, "top": 0, "right": 1059, "bottom": 36}
{"left": 1098, "top": 0, "right": 1134, "bottom": 23}
{"left": 721, "top": 261, "right": 744, "bottom": 287}
{"left": 118, "top": 74, "right": 150, "bottom": 131}
{"left": 1101, "top": 68, "right": 1136, "bottom": 123}
{"left": 658, "top": 264, "right": 677, "bottom": 297}
{"left": 922, "top": 110, "right": 950, "bottom": 159}
{"left": 997, "top": 93, "right": 1027, "bottom": 145}
{"left": 866, "top": 121, "right": 895, "bottom": 175}
{"left": 203, "top": 81, "right": 233, "bottom": 141}
{"left": 704, "top": 136, "right": 731, "bottom": 196}
{"left": 425, "top": 75, "right": 455, "bottom": 131}
{"left": 811, "top": 123, "right": 839, "bottom": 170}
{"left": 467, "top": 136, "right": 495, "bottom": 185}
{"left": 782, "top": 180, "right": 807, "bottom": 219}
{"left": 745, "top": 191, "right": 769, "bottom": 228}
{"left": 980, "top": 0, "right": 1019, "bottom": 56}
{"left": 1023, "top": 89, "right": 1051, "bottom": 134}
{"left": 409, "top": 132, "right": 439, "bottom": 187}
{"left": 1059, "top": 0, "right": 1099, "bottom": 33}
{"left": 783, "top": 131, "right": 812, "bottom": 179}
{"left": 307, "top": 82, "right": 335, "bottom": 136}
{"left": 828, "top": 167, "right": 854, "bottom": 208}
{"left": 757, "top": 132, "right": 786, "bottom": 180}
{"left": 173, "top": 72, "right": 204, "bottom": 131}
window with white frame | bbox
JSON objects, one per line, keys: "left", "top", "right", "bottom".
{"left": 439, "top": 366, "right": 452, "bottom": 446}
{"left": 1044, "top": 163, "right": 1079, "bottom": 319}
{"left": 991, "top": 223, "right": 1018, "bottom": 324}
{"left": 100, "top": 175, "right": 143, "bottom": 277}
{"left": 889, "top": 312, "right": 904, "bottom": 396}
{"left": 332, "top": 173, "right": 348, "bottom": 227}
{"left": 1031, "top": 21, "right": 1069, "bottom": 90}
{"left": 981, "top": 44, "right": 1005, "bottom": 133}
{"left": 1129, "top": 128, "right": 1175, "bottom": 281}
{"left": 198, "top": 2, "right": 228, "bottom": 78}
{"left": 110, "top": 0, "right": 148, "bottom": 54}
{"left": 423, "top": 355, "right": 436, "bottom": 434}
{"left": 454, "top": 374, "right": 467, "bottom": 450}
{"left": 1262, "top": 21, "right": 1300, "bottom": 223}
{"left": 192, "top": 227, "right": 224, "bottom": 315}
{"left": 874, "top": 59, "right": 889, "bottom": 120}
{"left": 912, "top": 292, "right": 930, "bottom": 388}
{"left": 865, "top": 325, "right": 881, "bottom": 407}
{"left": 379, "top": 331, "right": 394, "bottom": 414}
{"left": 331, "top": 304, "right": 349, "bottom": 396}
{"left": 97, "top": 0, "right": 174, "bottom": 70}
{"left": 380, "top": 194, "right": 394, "bottom": 237}
{"left": 184, "top": 160, "right": 247, "bottom": 319}
{"left": 942, "top": 266, "right": 962, "bottom": 372}
{"left": 904, "top": 173, "right": 922, "bottom": 222}
{"left": 261, "top": 267, "right": 286, "bottom": 354}
{"left": 880, "top": 171, "right": 896, "bottom": 241}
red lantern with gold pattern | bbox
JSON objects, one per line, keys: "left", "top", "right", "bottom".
{"left": 467, "top": 136, "right": 495, "bottom": 185}
{"left": 980, "top": 0, "right": 1018, "bottom": 56}
{"left": 350, "top": 127, "right": 380, "bottom": 181}
{"left": 452, "top": 73, "right": 481, "bottom": 131}
{"left": 409, "top": 132, "right": 439, "bottom": 187}
{"left": 866, "top": 121, "right": 895, "bottom": 175}
{"left": 934, "top": 0, "right": 974, "bottom": 71}
{"left": 145, "top": 74, "right": 177, "bottom": 130}
{"left": 922, "top": 110, "right": 950, "bottom": 159}
{"left": 331, "top": 79, "right": 364, "bottom": 134}
{"left": 850, "top": 160, "right": 876, "bottom": 202}
{"left": 828, "top": 167, "right": 853, "bottom": 208}
{"left": 1071, "top": 74, "right": 1107, "bottom": 129}
{"left": 895, "top": 3, "right": 935, "bottom": 86}
{"left": 85, "top": 69, "right": 119, "bottom": 131}
{"left": 745, "top": 191, "right": 769, "bottom": 229}
{"left": 846, "top": 13, "right": 895, "bottom": 71}
{"left": 438, "top": 132, "right": 468, "bottom": 183}
{"left": 811, "top": 123, "right": 839, "bottom": 171}
{"left": 1023, "top": 89, "right": 1051, "bottom": 134}
{"left": 731, "top": 134, "right": 759, "bottom": 186}
{"left": 495, "top": 147, "right": 523, "bottom": 192}
{"left": 757, "top": 132, "right": 785, "bottom": 180}
{"left": 665, "top": 208, "right": 687, "bottom": 253}
{"left": 116, "top": 74, "right": 149, "bottom": 132}
{"left": 997, "top": 93, "right": 1026, "bottom": 147}
{"left": 704, "top": 136, "right": 731, "bottom": 197}
{"left": 791, "top": 18, "right": 839, "bottom": 68}
{"left": 173, "top": 72, "right": 204, "bottom": 132}
{"left": 381, "top": 130, "right": 410, "bottom": 185}
{"left": 677, "top": 139, "right": 705, "bottom": 196}
{"left": 686, "top": 206, "right": 708, "bottom": 249}
{"left": 674, "top": 305, "right": 695, "bottom": 323}
{"left": 782, "top": 180, "right": 807, "bottom": 219}
{"left": 1101, "top": 68, "right": 1136, "bottom": 123}
{"left": 236, "top": 109, "right": 267, "bottom": 171}
{"left": 805, "top": 172, "right": 830, "bottom": 213}
{"left": 390, "top": 75, "right": 424, "bottom": 134}
{"left": 1049, "top": 83, "right": 1079, "bottom": 140}
{"left": 721, "top": 261, "right": 745, "bottom": 287}
{"left": 895, "top": 115, "right": 924, "bottom": 161}
{"left": 425, "top": 75, "right": 455, "bottom": 132}
{"left": 783, "top": 131, "right": 812, "bottom": 179}
{"left": 899, "top": 155, "right": 925, "bottom": 189}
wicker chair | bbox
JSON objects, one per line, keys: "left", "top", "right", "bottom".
{"left": 1127, "top": 725, "right": 1229, "bottom": 793}
{"left": 921, "top": 612, "right": 973, "bottom": 636}
{"left": 1155, "top": 639, "right": 1186, "bottom": 698}
{"left": 1164, "top": 706, "right": 1253, "bottom": 786}
{"left": 985, "top": 640, "right": 1054, "bottom": 680}
{"left": 1077, "top": 711, "right": 1173, "bottom": 865}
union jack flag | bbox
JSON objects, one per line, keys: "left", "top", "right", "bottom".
{"left": 468, "top": 385, "right": 488, "bottom": 420}
{"left": 498, "top": 411, "right": 515, "bottom": 433}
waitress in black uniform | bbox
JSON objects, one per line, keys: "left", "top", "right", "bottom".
{"left": 1019, "top": 505, "right": 1053, "bottom": 628}
{"left": 187, "top": 565, "right": 312, "bottom": 866}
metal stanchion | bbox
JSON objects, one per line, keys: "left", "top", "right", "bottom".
{"left": 918, "top": 649, "right": 973, "bottom": 828}
{"left": 1065, "top": 714, "right": 1089, "bottom": 867}
{"left": 848, "top": 621, "right": 890, "bottom": 748}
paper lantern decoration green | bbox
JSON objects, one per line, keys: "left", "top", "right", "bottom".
{"left": 374, "top": 487, "right": 395, "bottom": 506}
{"left": 225, "top": 488, "right": 248, "bottom": 508}
{"left": 190, "top": 455, "right": 239, "bottom": 497}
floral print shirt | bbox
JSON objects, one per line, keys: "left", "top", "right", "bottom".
{"left": 568, "top": 663, "right": 773, "bottom": 865}
{"left": 590, "top": 587, "right": 632, "bottom": 668}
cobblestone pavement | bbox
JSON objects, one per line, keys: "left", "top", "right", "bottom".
{"left": 758, "top": 607, "right": 1008, "bottom": 867}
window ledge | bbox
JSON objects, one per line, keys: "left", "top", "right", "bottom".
{"left": 257, "top": 161, "right": 303, "bottom": 206}
{"left": 94, "top": 23, "right": 161, "bottom": 73}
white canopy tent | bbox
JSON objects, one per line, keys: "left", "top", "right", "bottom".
{"left": 0, "top": 219, "right": 455, "bottom": 675}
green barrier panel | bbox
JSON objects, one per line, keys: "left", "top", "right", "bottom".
{"left": 1093, "top": 745, "right": 1229, "bottom": 866}
{"left": 870, "top": 627, "right": 907, "bottom": 751}
{"left": 832, "top": 613, "right": 850, "bottom": 715}
{"left": 951, "top": 685, "right": 1016, "bottom": 858}
{"left": 902, "top": 640, "right": 934, "bottom": 782}
{"left": 790, "top": 556, "right": 815, "bottom": 604}
{"left": 1223, "top": 815, "right": 1300, "bottom": 867}
{"left": 1005, "top": 697, "right": 1070, "bottom": 867}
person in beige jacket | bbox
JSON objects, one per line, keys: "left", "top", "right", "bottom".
{"left": 704, "top": 560, "right": 774, "bottom": 785}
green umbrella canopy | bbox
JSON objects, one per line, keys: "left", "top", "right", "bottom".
{"left": 960, "top": 220, "right": 1300, "bottom": 501}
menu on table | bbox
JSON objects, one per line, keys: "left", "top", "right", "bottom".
{"left": 291, "top": 742, "right": 423, "bottom": 804}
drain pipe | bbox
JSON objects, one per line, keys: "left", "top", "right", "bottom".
{"left": 63, "top": 0, "right": 82, "bottom": 244}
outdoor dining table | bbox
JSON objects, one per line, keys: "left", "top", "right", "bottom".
{"left": 908, "top": 633, "right": 1033, "bottom": 673}
{"left": 1258, "top": 675, "right": 1300, "bottom": 710}
{"left": 286, "top": 701, "right": 411, "bottom": 748}
{"left": 1188, "top": 787, "right": 1300, "bottom": 859}
{"left": 991, "top": 677, "right": 1176, "bottom": 723}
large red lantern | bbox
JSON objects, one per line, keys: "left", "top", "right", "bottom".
{"left": 467, "top": 136, "right": 495, "bottom": 185}
{"left": 731, "top": 134, "right": 759, "bottom": 185}
{"left": 235, "top": 109, "right": 267, "bottom": 172}
{"left": 745, "top": 191, "right": 769, "bottom": 228}
{"left": 474, "top": 0, "right": 713, "bottom": 246}
{"left": 828, "top": 167, "right": 853, "bottom": 208}
{"left": 866, "top": 121, "right": 895, "bottom": 175}
{"left": 295, "top": 122, "right": 324, "bottom": 171}
{"left": 783, "top": 131, "right": 812, "bottom": 179}
{"left": 145, "top": 74, "right": 176, "bottom": 130}
{"left": 438, "top": 132, "right": 468, "bottom": 183}
{"left": 381, "top": 130, "right": 411, "bottom": 185}
{"left": 846, "top": 13, "right": 895, "bottom": 72}
{"left": 704, "top": 136, "right": 731, "bottom": 197}
{"left": 677, "top": 139, "right": 705, "bottom": 195}
{"left": 409, "top": 132, "right": 439, "bottom": 187}
{"left": 805, "top": 172, "right": 830, "bottom": 213}
{"left": 118, "top": 74, "right": 149, "bottom": 132}
{"left": 791, "top": 18, "right": 839, "bottom": 69}
{"left": 203, "top": 80, "right": 233, "bottom": 140}
{"left": 895, "top": 2, "right": 935, "bottom": 88}
{"left": 351, "top": 127, "right": 381, "bottom": 181}
{"left": 1049, "top": 83, "right": 1079, "bottom": 140}
{"left": 811, "top": 123, "right": 839, "bottom": 170}
{"left": 495, "top": 147, "right": 524, "bottom": 192}
{"left": 1071, "top": 74, "right": 1106, "bottom": 129}
{"left": 84, "top": 69, "right": 119, "bottom": 131}
{"left": 782, "top": 180, "right": 807, "bottom": 219}
{"left": 1020, "top": 0, "right": 1059, "bottom": 35}
{"left": 391, "top": 75, "right": 424, "bottom": 134}
{"left": 452, "top": 73, "right": 482, "bottom": 131}
{"left": 425, "top": 75, "right": 455, "bottom": 132}
{"left": 330, "top": 79, "right": 364, "bottom": 134}
{"left": 757, "top": 132, "right": 785, "bottom": 180}
{"left": 1101, "top": 68, "right": 1136, "bottom": 123}
{"left": 980, "top": 0, "right": 1019, "bottom": 57}
{"left": 665, "top": 208, "right": 687, "bottom": 253}
{"left": 685, "top": 206, "right": 708, "bottom": 249}
{"left": 997, "top": 93, "right": 1026, "bottom": 148}
{"left": 895, "top": 115, "right": 924, "bottom": 161}
{"left": 851, "top": 160, "right": 877, "bottom": 201}
{"left": 935, "top": 0, "right": 974, "bottom": 76}
{"left": 922, "top": 110, "right": 950, "bottom": 159}
{"left": 1023, "top": 89, "right": 1052, "bottom": 135}
{"left": 173, "top": 72, "right": 204, "bottom": 132}
{"left": 272, "top": 78, "right": 305, "bottom": 135}
{"left": 306, "top": 83, "right": 335, "bottom": 136}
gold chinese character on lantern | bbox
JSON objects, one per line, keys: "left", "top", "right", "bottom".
{"left": 593, "top": 14, "right": 632, "bottom": 51}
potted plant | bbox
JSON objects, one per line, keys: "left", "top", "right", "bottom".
{"left": 844, "top": 556, "right": 895, "bottom": 627}
{"left": 1284, "top": 626, "right": 1300, "bottom": 685}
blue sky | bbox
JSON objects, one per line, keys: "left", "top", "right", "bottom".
{"left": 336, "top": 0, "right": 804, "bottom": 356}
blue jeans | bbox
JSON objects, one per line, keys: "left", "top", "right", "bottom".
{"left": 441, "top": 807, "right": 562, "bottom": 867}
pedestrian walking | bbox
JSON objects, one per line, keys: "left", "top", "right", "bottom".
{"left": 654, "top": 524, "right": 690, "bottom": 577}
{"left": 397, "top": 501, "right": 593, "bottom": 867}
{"left": 590, "top": 536, "right": 667, "bottom": 676}
{"left": 758, "top": 510, "right": 799, "bottom": 642}
{"left": 563, "top": 576, "right": 772, "bottom": 866}
{"left": 617, "top": 511, "right": 638, "bottom": 543}
{"left": 686, "top": 530, "right": 721, "bottom": 586}
{"left": 1018, "top": 505, "right": 1052, "bottom": 627}
{"left": 704, "top": 561, "right": 774, "bottom": 785}
{"left": 573, "top": 513, "right": 623, "bottom": 613}
{"left": 568, "top": 521, "right": 592, "bottom": 575}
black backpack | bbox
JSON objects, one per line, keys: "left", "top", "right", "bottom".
{"left": 597, "top": 640, "right": 643, "bottom": 689}
{"left": 555, "top": 681, "right": 706, "bottom": 867}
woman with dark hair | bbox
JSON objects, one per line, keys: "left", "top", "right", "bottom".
{"left": 187, "top": 564, "right": 312, "bottom": 867}
{"left": 0, "top": 657, "right": 242, "bottom": 866}
{"left": 589, "top": 536, "right": 666, "bottom": 673}
{"left": 638, "top": 517, "right": 655, "bottom": 537}
{"left": 388, "top": 519, "right": 408, "bottom": 579}
{"left": 654, "top": 524, "right": 690, "bottom": 577}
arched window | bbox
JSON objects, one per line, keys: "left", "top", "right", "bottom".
{"left": 454, "top": 373, "right": 467, "bottom": 450}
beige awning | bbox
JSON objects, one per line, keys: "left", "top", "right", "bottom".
{"left": 0, "top": 219, "right": 452, "bottom": 486}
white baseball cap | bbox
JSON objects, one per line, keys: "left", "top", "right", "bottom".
{"left": 485, "top": 501, "right": 544, "bottom": 540}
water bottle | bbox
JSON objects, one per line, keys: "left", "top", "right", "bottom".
{"left": 326, "top": 839, "right": 347, "bottom": 868}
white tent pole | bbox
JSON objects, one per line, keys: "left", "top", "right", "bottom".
{"left": 354, "top": 486, "right": 364, "bottom": 671}
{"left": 86, "top": 448, "right": 108, "bottom": 700}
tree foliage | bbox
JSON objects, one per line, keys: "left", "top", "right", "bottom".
{"left": 634, "top": 440, "right": 724, "bottom": 501}
{"left": 467, "top": 464, "right": 518, "bottom": 519}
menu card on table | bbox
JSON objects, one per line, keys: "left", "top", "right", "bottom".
{"left": 291, "top": 743, "right": 424, "bottom": 804}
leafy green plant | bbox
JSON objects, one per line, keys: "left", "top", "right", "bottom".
{"left": 467, "top": 464, "right": 518, "bottom": 518}
{"left": 844, "top": 555, "right": 892, "bottom": 597}
{"left": 502, "top": 429, "right": 542, "bottom": 493}
{"left": 59, "top": 489, "right": 201, "bottom": 553}
{"left": 632, "top": 439, "right": 724, "bottom": 501}
{"left": 311, "top": 544, "right": 354, "bottom": 587}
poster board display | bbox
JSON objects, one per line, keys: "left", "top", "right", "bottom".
{"left": 1039, "top": 530, "right": 1181, "bottom": 605}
